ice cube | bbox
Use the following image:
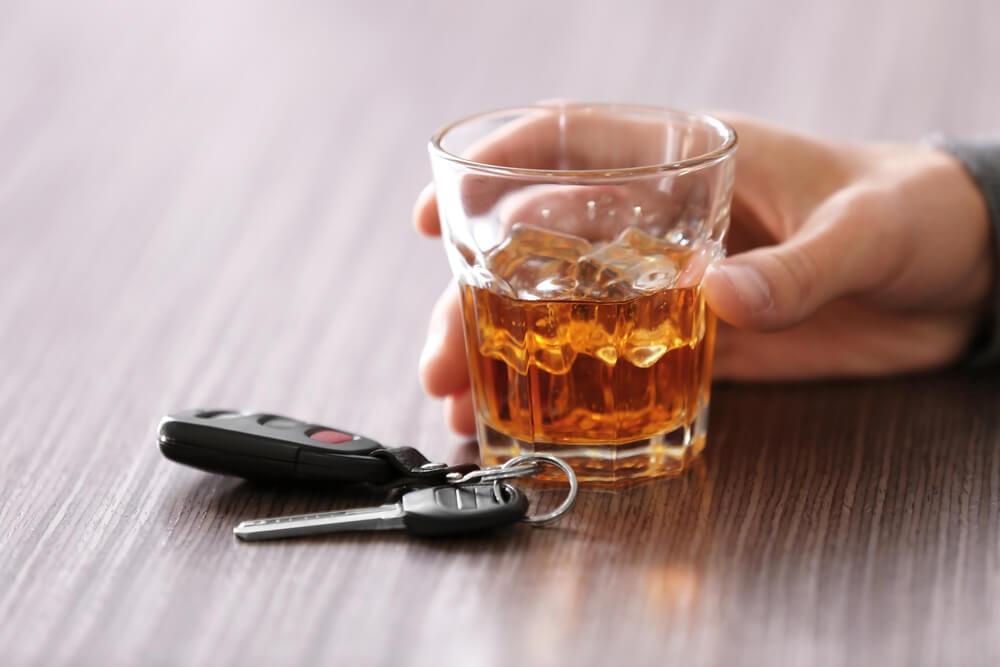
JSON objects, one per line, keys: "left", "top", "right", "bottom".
{"left": 574, "top": 240, "right": 637, "bottom": 284}
{"left": 630, "top": 253, "right": 683, "bottom": 290}
{"left": 573, "top": 227, "right": 691, "bottom": 295}
{"left": 488, "top": 223, "right": 592, "bottom": 271}
{"left": 531, "top": 276, "right": 580, "bottom": 298}
{"left": 619, "top": 227, "right": 697, "bottom": 290}
{"left": 615, "top": 226, "right": 688, "bottom": 257}
{"left": 486, "top": 223, "right": 591, "bottom": 299}
{"left": 572, "top": 228, "right": 676, "bottom": 297}
{"left": 574, "top": 274, "right": 641, "bottom": 300}
{"left": 468, "top": 265, "right": 518, "bottom": 298}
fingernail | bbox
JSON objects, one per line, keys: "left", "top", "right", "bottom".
{"left": 714, "top": 263, "right": 772, "bottom": 314}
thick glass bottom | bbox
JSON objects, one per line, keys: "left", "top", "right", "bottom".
{"left": 477, "top": 402, "right": 709, "bottom": 488}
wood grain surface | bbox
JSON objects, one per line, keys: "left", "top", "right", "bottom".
{"left": 1, "top": 1, "right": 998, "bottom": 665}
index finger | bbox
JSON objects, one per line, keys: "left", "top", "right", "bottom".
{"left": 413, "top": 183, "right": 440, "bottom": 236}
{"left": 413, "top": 105, "right": 668, "bottom": 237}
{"left": 414, "top": 111, "right": 563, "bottom": 237}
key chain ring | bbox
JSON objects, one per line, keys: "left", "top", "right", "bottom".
{"left": 496, "top": 454, "right": 578, "bottom": 526}
{"left": 448, "top": 462, "right": 540, "bottom": 485}
{"left": 490, "top": 480, "right": 518, "bottom": 505}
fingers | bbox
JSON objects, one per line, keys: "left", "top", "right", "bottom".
{"left": 419, "top": 104, "right": 707, "bottom": 240}
{"left": 429, "top": 107, "right": 673, "bottom": 227}
{"left": 418, "top": 283, "right": 477, "bottom": 436}
{"left": 444, "top": 389, "right": 477, "bottom": 435}
{"left": 418, "top": 282, "right": 471, "bottom": 398}
{"left": 413, "top": 183, "right": 440, "bottom": 237}
{"left": 701, "top": 114, "right": 882, "bottom": 332}
{"left": 416, "top": 104, "right": 578, "bottom": 238}
{"left": 418, "top": 284, "right": 476, "bottom": 436}
{"left": 461, "top": 110, "right": 563, "bottom": 171}
{"left": 463, "top": 110, "right": 673, "bottom": 217}
{"left": 712, "top": 300, "right": 975, "bottom": 379}
{"left": 702, "top": 240, "right": 833, "bottom": 332}
{"left": 463, "top": 106, "right": 670, "bottom": 172}
{"left": 413, "top": 113, "right": 558, "bottom": 237}
{"left": 497, "top": 183, "right": 680, "bottom": 241}
{"left": 703, "top": 187, "right": 889, "bottom": 331}
{"left": 712, "top": 318, "right": 855, "bottom": 380}
{"left": 714, "top": 113, "right": 859, "bottom": 245}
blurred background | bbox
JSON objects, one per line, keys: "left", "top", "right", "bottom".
{"left": 3, "top": 0, "right": 998, "bottom": 477}
{"left": 3, "top": 1, "right": 999, "bottom": 663}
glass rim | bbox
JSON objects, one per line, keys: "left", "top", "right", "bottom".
{"left": 429, "top": 103, "right": 738, "bottom": 179}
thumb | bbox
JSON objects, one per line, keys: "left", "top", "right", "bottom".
{"left": 703, "top": 212, "right": 866, "bottom": 331}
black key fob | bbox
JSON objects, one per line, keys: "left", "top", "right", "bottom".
{"left": 158, "top": 409, "right": 396, "bottom": 485}
{"left": 401, "top": 482, "right": 530, "bottom": 536}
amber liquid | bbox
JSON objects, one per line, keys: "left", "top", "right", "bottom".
{"left": 460, "top": 283, "right": 716, "bottom": 486}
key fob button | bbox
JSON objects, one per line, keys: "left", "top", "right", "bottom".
{"left": 308, "top": 429, "right": 354, "bottom": 444}
{"left": 401, "top": 483, "right": 529, "bottom": 536}
{"left": 259, "top": 417, "right": 305, "bottom": 429}
{"left": 196, "top": 410, "right": 242, "bottom": 419}
{"left": 159, "top": 409, "right": 390, "bottom": 484}
{"left": 434, "top": 486, "right": 480, "bottom": 510}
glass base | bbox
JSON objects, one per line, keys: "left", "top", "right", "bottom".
{"left": 477, "top": 403, "right": 709, "bottom": 488}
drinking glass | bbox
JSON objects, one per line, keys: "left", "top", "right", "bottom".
{"left": 428, "top": 103, "right": 736, "bottom": 486}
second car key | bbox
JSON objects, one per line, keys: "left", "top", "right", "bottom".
{"left": 233, "top": 482, "right": 529, "bottom": 541}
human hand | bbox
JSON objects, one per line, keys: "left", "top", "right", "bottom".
{"left": 413, "top": 112, "right": 993, "bottom": 434}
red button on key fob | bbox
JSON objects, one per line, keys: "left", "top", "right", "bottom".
{"left": 308, "top": 429, "right": 354, "bottom": 444}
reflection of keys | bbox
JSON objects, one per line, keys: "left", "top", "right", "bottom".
{"left": 233, "top": 483, "right": 529, "bottom": 541}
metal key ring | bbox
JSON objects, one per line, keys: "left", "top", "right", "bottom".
{"left": 495, "top": 454, "right": 578, "bottom": 526}
{"left": 448, "top": 462, "right": 541, "bottom": 485}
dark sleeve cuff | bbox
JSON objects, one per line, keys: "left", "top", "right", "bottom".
{"left": 930, "top": 138, "right": 1000, "bottom": 366}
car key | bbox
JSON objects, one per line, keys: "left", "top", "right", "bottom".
{"left": 158, "top": 409, "right": 476, "bottom": 487}
{"left": 233, "top": 481, "right": 529, "bottom": 541}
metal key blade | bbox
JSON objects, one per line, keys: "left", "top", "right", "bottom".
{"left": 234, "top": 502, "right": 405, "bottom": 541}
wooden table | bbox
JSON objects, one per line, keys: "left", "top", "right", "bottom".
{"left": 2, "top": 1, "right": 998, "bottom": 664}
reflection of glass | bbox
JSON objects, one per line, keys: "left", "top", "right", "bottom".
{"left": 643, "top": 562, "right": 699, "bottom": 611}
{"left": 429, "top": 104, "right": 736, "bottom": 486}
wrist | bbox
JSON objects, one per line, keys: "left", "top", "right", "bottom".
{"left": 930, "top": 138, "right": 1000, "bottom": 364}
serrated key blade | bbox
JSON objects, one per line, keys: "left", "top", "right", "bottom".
{"left": 234, "top": 502, "right": 405, "bottom": 541}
